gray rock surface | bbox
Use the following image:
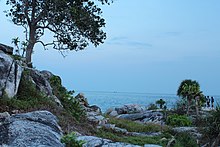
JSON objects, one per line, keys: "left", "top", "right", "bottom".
{"left": 0, "top": 51, "right": 23, "bottom": 98}
{"left": 117, "top": 113, "right": 146, "bottom": 121}
{"left": 78, "top": 136, "right": 162, "bottom": 147}
{"left": 107, "top": 106, "right": 164, "bottom": 125}
{"left": 0, "top": 111, "right": 64, "bottom": 147}
{"left": 26, "top": 69, "right": 62, "bottom": 106}
{"left": 172, "top": 127, "right": 202, "bottom": 139}
{"left": 0, "top": 43, "right": 13, "bottom": 55}
{"left": 77, "top": 135, "right": 141, "bottom": 147}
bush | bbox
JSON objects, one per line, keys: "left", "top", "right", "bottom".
{"left": 147, "top": 103, "right": 158, "bottom": 110}
{"left": 166, "top": 114, "right": 192, "bottom": 127}
{"left": 174, "top": 132, "right": 197, "bottom": 147}
{"left": 49, "top": 75, "right": 85, "bottom": 121}
{"left": 61, "top": 132, "right": 85, "bottom": 147}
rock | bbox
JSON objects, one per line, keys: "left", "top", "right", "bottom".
{"left": 89, "top": 105, "right": 102, "bottom": 114}
{"left": 25, "top": 68, "right": 62, "bottom": 106}
{"left": 104, "top": 108, "right": 114, "bottom": 115}
{"left": 0, "top": 112, "right": 10, "bottom": 119}
{"left": 128, "top": 132, "right": 162, "bottom": 137}
{"left": 107, "top": 104, "right": 145, "bottom": 115}
{"left": 172, "top": 127, "right": 202, "bottom": 139}
{"left": 0, "top": 110, "right": 64, "bottom": 147}
{"left": 109, "top": 110, "right": 118, "bottom": 117}
{"left": 117, "top": 113, "right": 146, "bottom": 121}
{"left": 77, "top": 135, "right": 141, "bottom": 147}
{"left": 0, "top": 43, "right": 13, "bottom": 55}
{"left": 144, "top": 145, "right": 162, "bottom": 147}
{"left": 0, "top": 52, "right": 23, "bottom": 98}
{"left": 40, "top": 70, "right": 54, "bottom": 80}
{"left": 75, "top": 93, "right": 89, "bottom": 107}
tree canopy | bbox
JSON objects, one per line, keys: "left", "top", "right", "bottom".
{"left": 5, "top": 0, "right": 113, "bottom": 67}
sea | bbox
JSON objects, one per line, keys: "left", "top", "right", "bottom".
{"left": 75, "top": 91, "right": 220, "bottom": 112}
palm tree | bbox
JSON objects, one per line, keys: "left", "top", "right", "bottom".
{"left": 177, "top": 79, "right": 201, "bottom": 115}
{"left": 156, "top": 99, "right": 166, "bottom": 109}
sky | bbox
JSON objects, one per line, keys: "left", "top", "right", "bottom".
{"left": 0, "top": 0, "right": 220, "bottom": 95}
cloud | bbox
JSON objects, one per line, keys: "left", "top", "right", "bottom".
{"left": 107, "top": 36, "right": 152, "bottom": 49}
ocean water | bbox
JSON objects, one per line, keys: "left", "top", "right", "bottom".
{"left": 78, "top": 91, "right": 220, "bottom": 112}
{"left": 78, "top": 91, "right": 178, "bottom": 112}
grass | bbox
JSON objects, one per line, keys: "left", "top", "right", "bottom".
{"left": 96, "top": 128, "right": 163, "bottom": 146}
{"left": 106, "top": 115, "right": 168, "bottom": 133}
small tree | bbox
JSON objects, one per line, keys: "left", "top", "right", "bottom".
{"left": 5, "top": 0, "right": 113, "bottom": 67}
{"left": 156, "top": 98, "right": 166, "bottom": 109}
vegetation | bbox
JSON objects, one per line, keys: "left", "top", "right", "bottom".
{"left": 61, "top": 132, "right": 85, "bottom": 147}
{"left": 156, "top": 99, "right": 166, "bottom": 109}
{"left": 97, "top": 128, "right": 162, "bottom": 146}
{"left": 49, "top": 75, "right": 85, "bottom": 121}
{"left": 166, "top": 114, "right": 192, "bottom": 127}
{"left": 201, "top": 105, "right": 220, "bottom": 146}
{"left": 177, "top": 79, "right": 204, "bottom": 115}
{"left": 147, "top": 103, "right": 158, "bottom": 110}
{"left": 0, "top": 69, "right": 94, "bottom": 135}
{"left": 174, "top": 132, "right": 198, "bottom": 147}
{"left": 5, "top": 0, "right": 112, "bottom": 67}
{"left": 106, "top": 116, "right": 165, "bottom": 133}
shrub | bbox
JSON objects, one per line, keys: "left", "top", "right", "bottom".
{"left": 166, "top": 114, "right": 192, "bottom": 127}
{"left": 49, "top": 75, "right": 85, "bottom": 121}
{"left": 61, "top": 132, "right": 85, "bottom": 147}
{"left": 174, "top": 132, "right": 197, "bottom": 147}
{"left": 147, "top": 103, "right": 158, "bottom": 110}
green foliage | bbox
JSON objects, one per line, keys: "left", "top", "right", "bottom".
{"left": 156, "top": 99, "right": 166, "bottom": 109}
{"left": 17, "top": 70, "right": 44, "bottom": 100}
{"left": 166, "top": 114, "right": 192, "bottom": 127}
{"left": 106, "top": 116, "right": 164, "bottom": 133}
{"left": 174, "top": 132, "right": 198, "bottom": 147}
{"left": 49, "top": 75, "right": 85, "bottom": 121}
{"left": 202, "top": 105, "right": 220, "bottom": 143}
{"left": 147, "top": 103, "right": 158, "bottom": 110}
{"left": 61, "top": 132, "right": 85, "bottom": 147}
{"left": 11, "top": 37, "right": 27, "bottom": 57}
{"left": 5, "top": 0, "right": 113, "bottom": 64}
{"left": 97, "top": 128, "right": 162, "bottom": 146}
{"left": 177, "top": 79, "right": 200, "bottom": 98}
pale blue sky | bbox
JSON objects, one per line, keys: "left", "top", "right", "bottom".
{"left": 0, "top": 0, "right": 220, "bottom": 95}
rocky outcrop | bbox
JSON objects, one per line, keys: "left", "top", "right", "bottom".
{"left": 105, "top": 105, "right": 164, "bottom": 125}
{"left": 0, "top": 51, "right": 23, "bottom": 98}
{"left": 0, "top": 43, "right": 13, "bottom": 55}
{"left": 77, "top": 135, "right": 162, "bottom": 147}
{"left": 0, "top": 111, "right": 64, "bottom": 147}
{"left": 26, "top": 69, "right": 62, "bottom": 106}
{"left": 75, "top": 93, "right": 107, "bottom": 125}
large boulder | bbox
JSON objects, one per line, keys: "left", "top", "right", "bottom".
{"left": 0, "top": 111, "right": 64, "bottom": 147}
{"left": 24, "top": 69, "right": 62, "bottom": 106}
{"left": 0, "top": 51, "right": 23, "bottom": 98}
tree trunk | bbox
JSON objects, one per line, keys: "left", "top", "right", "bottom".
{"left": 25, "top": 27, "right": 36, "bottom": 67}
{"left": 25, "top": 43, "right": 35, "bottom": 67}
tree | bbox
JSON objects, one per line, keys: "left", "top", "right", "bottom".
{"left": 5, "top": 0, "right": 113, "bottom": 67}
{"left": 156, "top": 98, "right": 166, "bottom": 109}
{"left": 177, "top": 79, "right": 202, "bottom": 115}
